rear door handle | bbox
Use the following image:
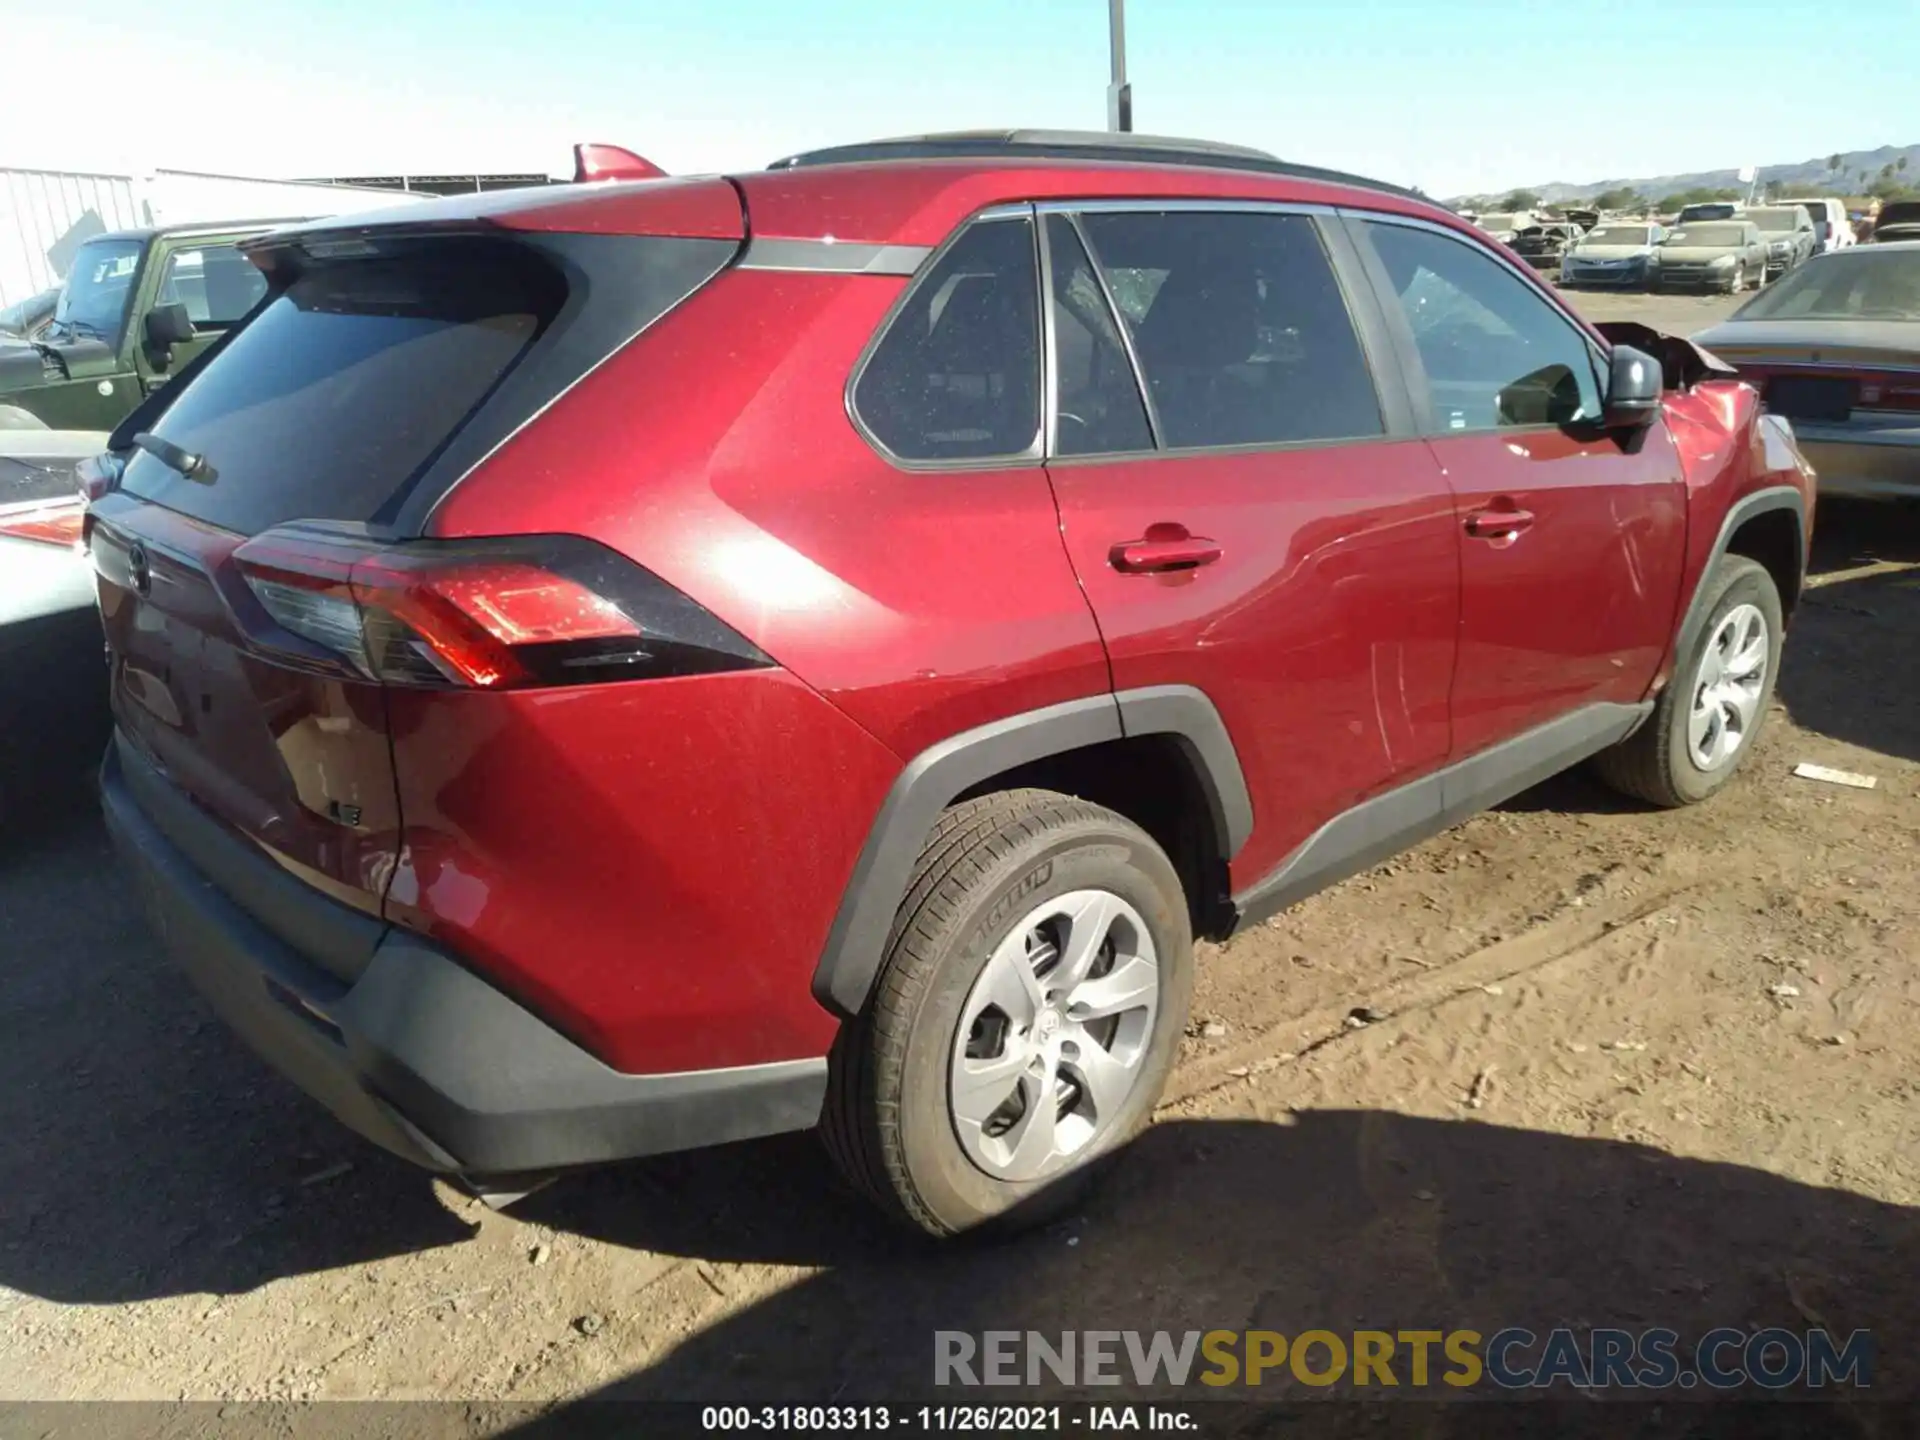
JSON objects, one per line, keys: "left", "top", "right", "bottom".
{"left": 1110, "top": 533, "right": 1223, "bottom": 573}
{"left": 1464, "top": 507, "right": 1536, "bottom": 540}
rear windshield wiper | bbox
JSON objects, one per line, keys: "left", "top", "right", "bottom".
{"left": 130, "top": 431, "right": 215, "bottom": 483}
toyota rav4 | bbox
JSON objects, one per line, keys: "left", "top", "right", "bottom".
{"left": 91, "top": 130, "right": 1816, "bottom": 1236}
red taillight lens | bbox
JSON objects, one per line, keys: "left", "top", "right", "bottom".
{"left": 1857, "top": 376, "right": 1920, "bottom": 413}
{"left": 230, "top": 529, "right": 768, "bottom": 689}
{"left": 0, "top": 500, "right": 86, "bottom": 549}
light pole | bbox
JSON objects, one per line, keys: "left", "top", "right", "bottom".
{"left": 1107, "top": 0, "right": 1132, "bottom": 133}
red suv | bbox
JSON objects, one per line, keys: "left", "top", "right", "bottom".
{"left": 92, "top": 131, "right": 1814, "bottom": 1235}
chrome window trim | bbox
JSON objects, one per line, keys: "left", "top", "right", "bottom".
{"left": 738, "top": 238, "right": 932, "bottom": 275}
{"left": 1062, "top": 212, "right": 1164, "bottom": 449}
{"left": 842, "top": 207, "right": 1045, "bottom": 474}
{"left": 1036, "top": 205, "right": 1063, "bottom": 458}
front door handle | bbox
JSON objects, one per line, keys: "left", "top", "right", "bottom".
{"left": 1464, "top": 506, "right": 1536, "bottom": 540}
{"left": 1111, "top": 530, "right": 1223, "bottom": 573}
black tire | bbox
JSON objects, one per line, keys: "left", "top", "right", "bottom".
{"left": 1592, "top": 555, "right": 1784, "bottom": 808}
{"left": 820, "top": 789, "right": 1193, "bottom": 1237}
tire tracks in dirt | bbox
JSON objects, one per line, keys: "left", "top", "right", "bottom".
{"left": 1160, "top": 856, "right": 1710, "bottom": 1113}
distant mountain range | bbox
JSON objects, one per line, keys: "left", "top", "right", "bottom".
{"left": 1451, "top": 144, "right": 1920, "bottom": 205}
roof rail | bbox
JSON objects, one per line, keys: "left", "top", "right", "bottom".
{"left": 767, "top": 129, "right": 1424, "bottom": 202}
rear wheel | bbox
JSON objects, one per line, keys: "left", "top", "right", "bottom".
{"left": 1592, "top": 555, "right": 1783, "bottom": 807}
{"left": 821, "top": 789, "right": 1193, "bottom": 1236}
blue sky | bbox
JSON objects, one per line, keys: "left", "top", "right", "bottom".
{"left": 9, "top": 0, "right": 1917, "bottom": 196}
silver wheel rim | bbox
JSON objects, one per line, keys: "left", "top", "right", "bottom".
{"left": 1687, "top": 602, "right": 1769, "bottom": 772}
{"left": 948, "top": 888, "right": 1159, "bottom": 1182}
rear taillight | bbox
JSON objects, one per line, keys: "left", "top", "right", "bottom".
{"left": 1857, "top": 376, "right": 1920, "bottom": 413}
{"left": 0, "top": 499, "right": 85, "bottom": 549}
{"left": 230, "top": 528, "right": 771, "bottom": 689}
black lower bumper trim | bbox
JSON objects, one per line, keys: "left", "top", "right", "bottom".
{"left": 101, "top": 736, "right": 828, "bottom": 1176}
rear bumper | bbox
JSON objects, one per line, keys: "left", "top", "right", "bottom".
{"left": 1795, "top": 424, "right": 1920, "bottom": 500}
{"left": 101, "top": 734, "right": 828, "bottom": 1177}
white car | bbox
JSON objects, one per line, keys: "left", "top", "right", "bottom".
{"left": 1778, "top": 198, "right": 1855, "bottom": 254}
{"left": 1472, "top": 210, "right": 1535, "bottom": 244}
{"left": 1, "top": 428, "right": 109, "bottom": 823}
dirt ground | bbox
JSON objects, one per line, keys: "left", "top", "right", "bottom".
{"left": 3, "top": 286, "right": 1918, "bottom": 1415}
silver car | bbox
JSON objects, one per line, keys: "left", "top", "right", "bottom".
{"left": 1747, "top": 205, "right": 1819, "bottom": 279}
{"left": 1654, "top": 220, "right": 1769, "bottom": 294}
{"left": 1692, "top": 243, "right": 1920, "bottom": 499}
{"left": 1560, "top": 222, "right": 1667, "bottom": 288}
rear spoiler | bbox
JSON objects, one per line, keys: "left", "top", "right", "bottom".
{"left": 1593, "top": 322, "right": 1740, "bottom": 391}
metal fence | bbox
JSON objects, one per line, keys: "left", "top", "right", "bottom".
{"left": 0, "top": 168, "right": 144, "bottom": 306}
{"left": 0, "top": 167, "right": 422, "bottom": 306}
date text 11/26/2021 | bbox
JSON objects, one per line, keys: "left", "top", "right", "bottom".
{"left": 701, "top": 1406, "right": 1193, "bottom": 1431}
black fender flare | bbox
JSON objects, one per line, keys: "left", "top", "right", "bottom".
{"left": 1674, "top": 484, "right": 1807, "bottom": 664}
{"left": 811, "top": 685, "right": 1252, "bottom": 1017}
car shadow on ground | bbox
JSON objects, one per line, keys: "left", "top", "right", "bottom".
{"left": 0, "top": 784, "right": 482, "bottom": 1305}
{"left": 503, "top": 1110, "right": 1920, "bottom": 1418}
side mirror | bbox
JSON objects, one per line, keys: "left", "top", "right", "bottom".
{"left": 144, "top": 303, "right": 195, "bottom": 351}
{"left": 1603, "top": 343, "right": 1663, "bottom": 430}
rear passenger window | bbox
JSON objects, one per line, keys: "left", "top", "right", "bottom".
{"left": 1076, "top": 211, "right": 1383, "bottom": 450}
{"left": 853, "top": 218, "right": 1041, "bottom": 463}
{"left": 1362, "top": 221, "right": 1603, "bottom": 432}
{"left": 1044, "top": 215, "right": 1153, "bottom": 456}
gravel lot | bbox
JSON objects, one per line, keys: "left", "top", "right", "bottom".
{"left": 4, "top": 286, "right": 1918, "bottom": 1415}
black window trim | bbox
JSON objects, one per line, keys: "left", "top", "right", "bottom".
{"left": 1338, "top": 208, "right": 1617, "bottom": 440}
{"left": 842, "top": 203, "right": 1047, "bottom": 474}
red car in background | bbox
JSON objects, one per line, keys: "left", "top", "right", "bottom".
{"left": 88, "top": 131, "right": 1815, "bottom": 1235}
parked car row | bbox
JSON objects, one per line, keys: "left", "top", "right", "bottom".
{"left": 1555, "top": 208, "right": 1819, "bottom": 294}
{"left": 1471, "top": 194, "right": 1859, "bottom": 294}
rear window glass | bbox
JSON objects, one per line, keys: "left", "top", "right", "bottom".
{"left": 121, "top": 239, "right": 565, "bottom": 534}
{"left": 1735, "top": 249, "right": 1920, "bottom": 321}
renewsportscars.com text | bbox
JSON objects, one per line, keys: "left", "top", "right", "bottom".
{"left": 934, "top": 1327, "right": 1873, "bottom": 1390}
